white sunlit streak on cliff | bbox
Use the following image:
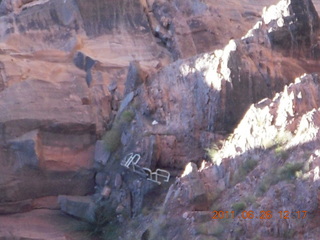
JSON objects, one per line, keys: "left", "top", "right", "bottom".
{"left": 178, "top": 39, "right": 238, "bottom": 92}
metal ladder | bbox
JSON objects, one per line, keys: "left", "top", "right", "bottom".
{"left": 121, "top": 153, "right": 170, "bottom": 185}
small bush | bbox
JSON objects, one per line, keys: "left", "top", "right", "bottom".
{"left": 243, "top": 195, "right": 256, "bottom": 206}
{"left": 278, "top": 162, "right": 304, "bottom": 181}
{"left": 242, "top": 158, "right": 258, "bottom": 170}
{"left": 102, "top": 108, "right": 135, "bottom": 153}
{"left": 120, "top": 110, "right": 135, "bottom": 123}
{"left": 206, "top": 143, "right": 220, "bottom": 164}
{"left": 275, "top": 146, "right": 289, "bottom": 160}
{"left": 274, "top": 131, "right": 292, "bottom": 146}
{"left": 103, "top": 127, "right": 121, "bottom": 152}
{"left": 231, "top": 158, "right": 258, "bottom": 185}
{"left": 257, "top": 182, "right": 269, "bottom": 195}
{"left": 232, "top": 202, "right": 247, "bottom": 215}
{"left": 257, "top": 167, "right": 279, "bottom": 194}
{"left": 257, "top": 162, "right": 304, "bottom": 195}
{"left": 263, "top": 131, "right": 292, "bottom": 150}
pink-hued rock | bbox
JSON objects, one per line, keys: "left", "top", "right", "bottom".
{"left": 0, "top": 0, "right": 320, "bottom": 239}
{"left": 128, "top": 0, "right": 320, "bottom": 170}
{"left": 157, "top": 73, "right": 320, "bottom": 240}
{"left": 0, "top": 209, "right": 90, "bottom": 240}
{"left": 32, "top": 196, "right": 60, "bottom": 210}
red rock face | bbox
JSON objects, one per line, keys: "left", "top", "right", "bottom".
{"left": 0, "top": 0, "right": 320, "bottom": 239}
{"left": 131, "top": 0, "right": 320, "bottom": 169}
{"left": 75, "top": 0, "right": 151, "bottom": 36}
{"left": 0, "top": 0, "right": 168, "bottom": 205}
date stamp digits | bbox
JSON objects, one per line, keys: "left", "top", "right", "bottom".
{"left": 212, "top": 210, "right": 307, "bottom": 220}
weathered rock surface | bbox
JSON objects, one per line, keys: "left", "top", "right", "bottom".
{"left": 263, "top": 0, "right": 320, "bottom": 57}
{"left": 116, "top": 0, "right": 320, "bottom": 239}
{"left": 8, "top": 130, "right": 41, "bottom": 170}
{"left": 150, "top": 73, "right": 320, "bottom": 240}
{"left": 121, "top": 0, "right": 320, "bottom": 171}
{"left": 0, "top": 209, "right": 90, "bottom": 240}
{"left": 0, "top": 0, "right": 169, "bottom": 218}
{"left": 147, "top": 0, "right": 281, "bottom": 59}
{"left": 0, "top": 0, "right": 320, "bottom": 239}
{"left": 58, "top": 195, "right": 96, "bottom": 223}
{"left": 163, "top": 163, "right": 209, "bottom": 212}
{"left": 0, "top": 168, "right": 94, "bottom": 203}
{"left": 218, "top": 73, "right": 320, "bottom": 158}
{"left": 215, "top": 73, "right": 320, "bottom": 240}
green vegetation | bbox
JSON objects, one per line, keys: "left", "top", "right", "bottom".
{"left": 273, "top": 132, "right": 292, "bottom": 160}
{"left": 206, "top": 143, "right": 220, "bottom": 164}
{"left": 263, "top": 130, "right": 292, "bottom": 150}
{"left": 231, "top": 202, "right": 247, "bottom": 215}
{"left": 258, "top": 162, "right": 304, "bottom": 195}
{"left": 274, "top": 145, "right": 289, "bottom": 160}
{"left": 132, "top": 98, "right": 141, "bottom": 109}
{"left": 231, "top": 158, "right": 258, "bottom": 185}
{"left": 243, "top": 195, "right": 257, "bottom": 206}
{"left": 193, "top": 221, "right": 224, "bottom": 237}
{"left": 211, "top": 223, "right": 224, "bottom": 236}
{"left": 277, "top": 162, "right": 304, "bottom": 180}
{"left": 120, "top": 110, "right": 135, "bottom": 123}
{"left": 262, "top": 131, "right": 292, "bottom": 164}
{"left": 102, "top": 109, "right": 135, "bottom": 152}
{"left": 274, "top": 131, "right": 292, "bottom": 146}
{"left": 103, "top": 128, "right": 122, "bottom": 152}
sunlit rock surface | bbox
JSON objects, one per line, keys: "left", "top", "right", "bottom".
{"left": 125, "top": 0, "right": 320, "bottom": 170}
{"left": 150, "top": 73, "right": 320, "bottom": 240}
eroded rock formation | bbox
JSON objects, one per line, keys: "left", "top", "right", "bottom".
{"left": 123, "top": 0, "right": 320, "bottom": 171}
{"left": 155, "top": 73, "right": 320, "bottom": 240}
{"left": 0, "top": 0, "right": 320, "bottom": 239}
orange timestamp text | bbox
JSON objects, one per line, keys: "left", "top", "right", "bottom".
{"left": 212, "top": 210, "right": 307, "bottom": 220}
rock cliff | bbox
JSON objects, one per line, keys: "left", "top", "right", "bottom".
{"left": 0, "top": 0, "right": 320, "bottom": 239}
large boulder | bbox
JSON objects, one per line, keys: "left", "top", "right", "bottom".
{"left": 262, "top": 0, "right": 320, "bottom": 57}
{"left": 58, "top": 195, "right": 96, "bottom": 223}
{"left": 163, "top": 163, "right": 209, "bottom": 213}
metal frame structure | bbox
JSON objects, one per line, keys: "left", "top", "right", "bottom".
{"left": 121, "top": 153, "right": 170, "bottom": 185}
